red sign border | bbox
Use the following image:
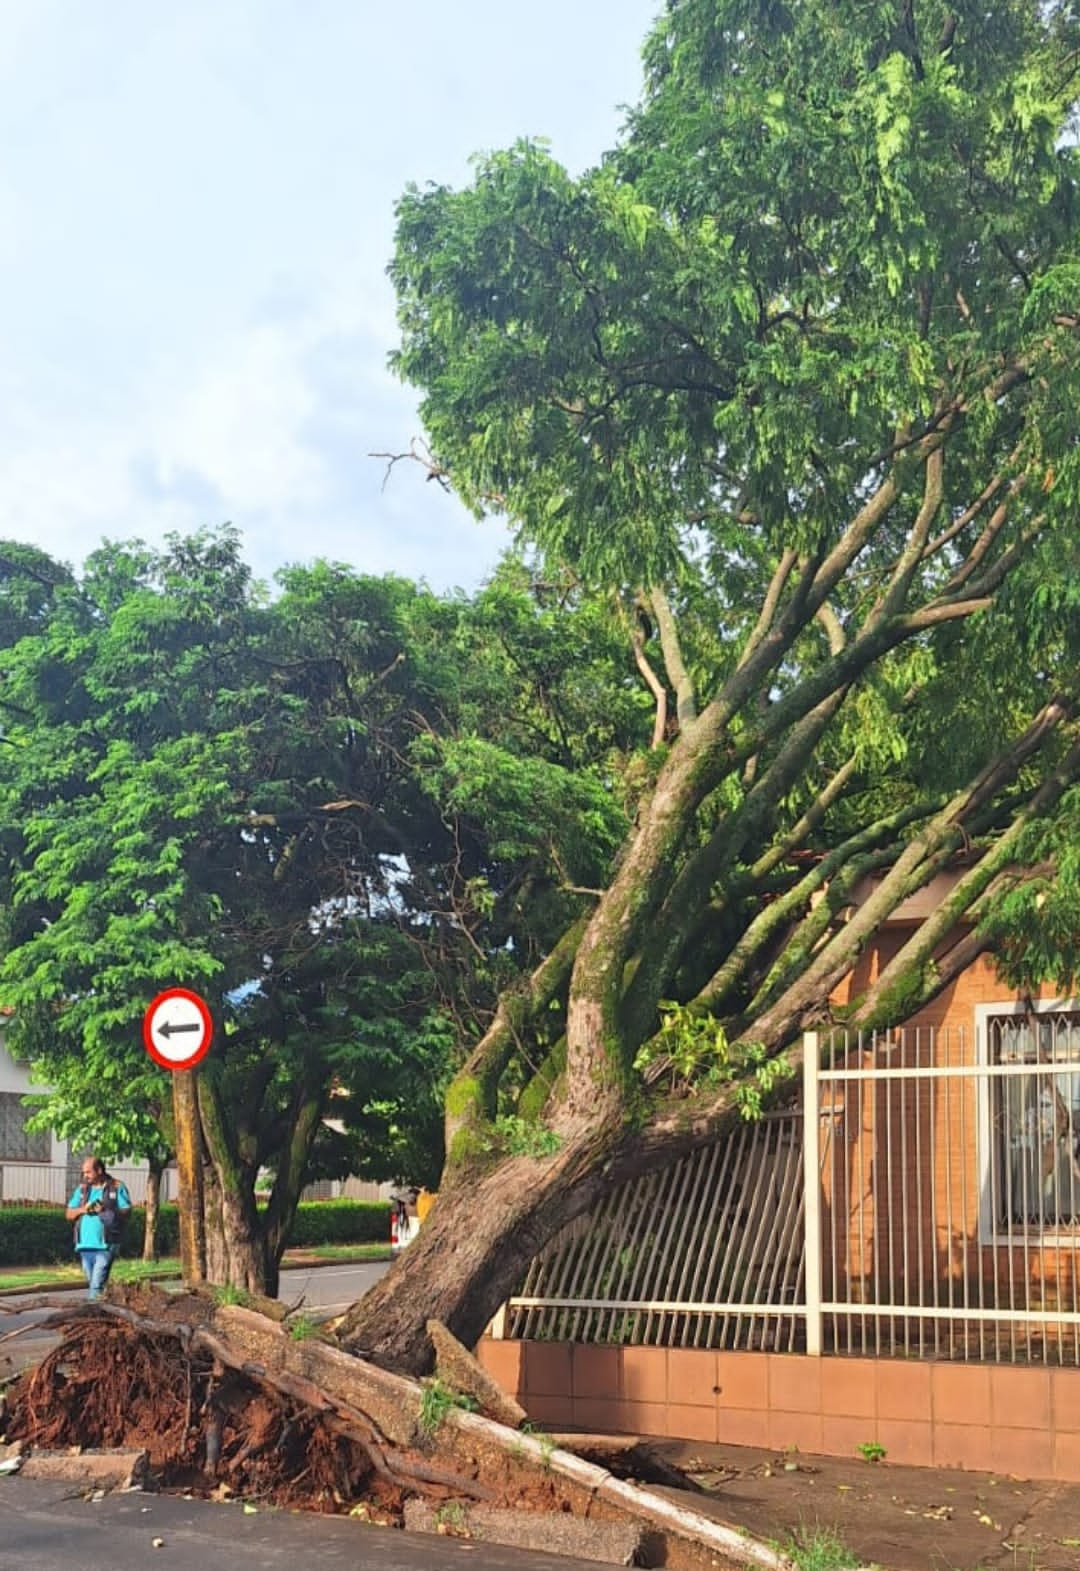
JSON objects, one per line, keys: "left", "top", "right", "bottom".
{"left": 143, "top": 987, "right": 214, "bottom": 1072}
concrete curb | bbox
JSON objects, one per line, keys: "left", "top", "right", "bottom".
{"left": 450, "top": 1408, "right": 796, "bottom": 1571}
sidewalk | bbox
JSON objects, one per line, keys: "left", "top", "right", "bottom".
{"left": 0, "top": 1245, "right": 390, "bottom": 1297}
{"left": 646, "top": 1437, "right": 1080, "bottom": 1571}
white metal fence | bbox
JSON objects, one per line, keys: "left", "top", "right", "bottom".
{"left": 808, "top": 1016, "right": 1080, "bottom": 1365}
{"left": 506, "top": 1110, "right": 807, "bottom": 1351}
{"left": 0, "top": 1163, "right": 384, "bottom": 1207}
{"left": 503, "top": 1022, "right": 1080, "bottom": 1366}
{"left": 0, "top": 1162, "right": 181, "bottom": 1205}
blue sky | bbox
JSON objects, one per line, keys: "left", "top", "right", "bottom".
{"left": 0, "top": 1, "right": 661, "bottom": 594}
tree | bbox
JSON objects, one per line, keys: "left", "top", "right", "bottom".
{"left": 0, "top": 535, "right": 634, "bottom": 1291}
{"left": 336, "top": 0, "right": 1080, "bottom": 1369}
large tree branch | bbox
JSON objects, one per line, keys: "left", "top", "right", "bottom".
{"left": 649, "top": 586, "right": 697, "bottom": 726}
{"left": 736, "top": 548, "right": 799, "bottom": 670}
{"left": 739, "top": 696, "right": 1074, "bottom": 1048}
{"left": 443, "top": 916, "right": 586, "bottom": 1174}
{"left": 848, "top": 729, "right": 1080, "bottom": 1029}
{"left": 630, "top": 614, "right": 668, "bottom": 750}
{"left": 693, "top": 798, "right": 942, "bottom": 1019}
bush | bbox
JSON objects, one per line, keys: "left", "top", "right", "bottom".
{"left": 285, "top": 1199, "right": 390, "bottom": 1248}
{"left": 0, "top": 1198, "right": 390, "bottom": 1267}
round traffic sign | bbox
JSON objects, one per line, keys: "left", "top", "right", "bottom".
{"left": 142, "top": 987, "right": 213, "bottom": 1071}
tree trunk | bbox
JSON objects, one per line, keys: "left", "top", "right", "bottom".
{"left": 203, "top": 1166, "right": 274, "bottom": 1295}
{"left": 141, "top": 1156, "right": 164, "bottom": 1262}
{"left": 337, "top": 1137, "right": 620, "bottom": 1373}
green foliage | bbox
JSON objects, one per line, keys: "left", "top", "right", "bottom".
{"left": 483, "top": 1115, "right": 562, "bottom": 1160}
{"left": 633, "top": 1004, "right": 794, "bottom": 1116}
{"left": 0, "top": 531, "right": 634, "bottom": 1277}
{"left": 417, "top": 1377, "right": 478, "bottom": 1435}
{"left": 382, "top": 0, "right": 1080, "bottom": 1091}
{"left": 857, "top": 1441, "right": 887, "bottom": 1464}
{"left": 284, "top": 1199, "right": 390, "bottom": 1249}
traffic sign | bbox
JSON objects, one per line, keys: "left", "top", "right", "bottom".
{"left": 142, "top": 987, "right": 213, "bottom": 1071}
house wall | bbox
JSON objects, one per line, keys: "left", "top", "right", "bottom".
{"left": 829, "top": 938, "right": 1080, "bottom": 1312}
{"left": 0, "top": 1032, "right": 69, "bottom": 1175}
{"left": 476, "top": 1339, "right": 1080, "bottom": 1482}
{"left": 483, "top": 938, "right": 1080, "bottom": 1484}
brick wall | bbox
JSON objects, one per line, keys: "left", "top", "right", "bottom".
{"left": 477, "top": 1340, "right": 1080, "bottom": 1482}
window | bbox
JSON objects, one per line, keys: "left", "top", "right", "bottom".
{"left": 985, "top": 1008, "right": 1080, "bottom": 1229}
{"left": 0, "top": 1092, "right": 51, "bottom": 1162}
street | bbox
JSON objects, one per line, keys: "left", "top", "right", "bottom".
{"left": 0, "top": 1259, "right": 612, "bottom": 1571}
{"left": 0, "top": 1479, "right": 613, "bottom": 1571}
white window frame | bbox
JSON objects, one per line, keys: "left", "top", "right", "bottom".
{"left": 976, "top": 998, "right": 1080, "bottom": 1245}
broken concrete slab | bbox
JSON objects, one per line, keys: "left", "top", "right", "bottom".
{"left": 428, "top": 1319, "right": 527, "bottom": 1429}
{"left": 19, "top": 1447, "right": 148, "bottom": 1491}
{"left": 403, "top": 1498, "right": 644, "bottom": 1565}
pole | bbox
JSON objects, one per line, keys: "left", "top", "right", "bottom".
{"left": 803, "top": 1030, "right": 823, "bottom": 1356}
{"left": 172, "top": 1067, "right": 206, "bottom": 1283}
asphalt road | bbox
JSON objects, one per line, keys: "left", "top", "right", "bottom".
{"left": 0, "top": 1480, "right": 609, "bottom": 1571}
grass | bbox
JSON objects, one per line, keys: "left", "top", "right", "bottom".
{"left": 434, "top": 1501, "right": 469, "bottom": 1533}
{"left": 418, "top": 1377, "right": 478, "bottom": 1435}
{"left": 781, "top": 1524, "right": 859, "bottom": 1571}
{"left": 287, "top": 1313, "right": 320, "bottom": 1341}
{"left": 212, "top": 1282, "right": 253, "bottom": 1307}
{"left": 0, "top": 1240, "right": 391, "bottom": 1295}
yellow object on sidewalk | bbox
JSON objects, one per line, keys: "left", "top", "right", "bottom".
{"left": 416, "top": 1189, "right": 436, "bottom": 1224}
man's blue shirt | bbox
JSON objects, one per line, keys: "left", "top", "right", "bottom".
{"left": 68, "top": 1179, "right": 132, "bottom": 1251}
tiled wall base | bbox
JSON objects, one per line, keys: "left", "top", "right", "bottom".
{"left": 476, "top": 1341, "right": 1080, "bottom": 1483}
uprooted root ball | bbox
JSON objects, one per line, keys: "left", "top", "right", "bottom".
{"left": 5, "top": 1317, "right": 396, "bottom": 1515}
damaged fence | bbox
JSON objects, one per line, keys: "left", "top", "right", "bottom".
{"left": 501, "top": 1015, "right": 1080, "bottom": 1365}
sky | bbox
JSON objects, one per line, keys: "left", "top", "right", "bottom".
{"left": 0, "top": 0, "right": 661, "bottom": 594}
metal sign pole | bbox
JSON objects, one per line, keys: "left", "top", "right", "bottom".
{"left": 173, "top": 1067, "right": 206, "bottom": 1283}
{"left": 144, "top": 988, "right": 214, "bottom": 1287}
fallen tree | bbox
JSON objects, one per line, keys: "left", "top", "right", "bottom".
{"left": 336, "top": 0, "right": 1080, "bottom": 1370}
{"left": 0, "top": 1289, "right": 793, "bottom": 1570}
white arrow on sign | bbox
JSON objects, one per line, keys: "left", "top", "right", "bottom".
{"left": 142, "top": 988, "right": 213, "bottom": 1071}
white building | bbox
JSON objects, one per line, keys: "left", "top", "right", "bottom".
{"left": 0, "top": 1031, "right": 170, "bottom": 1205}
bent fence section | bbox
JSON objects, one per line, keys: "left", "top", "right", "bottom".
{"left": 500, "top": 1021, "right": 1080, "bottom": 1368}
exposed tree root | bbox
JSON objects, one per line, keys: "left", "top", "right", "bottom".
{"left": 0, "top": 1289, "right": 571, "bottom": 1523}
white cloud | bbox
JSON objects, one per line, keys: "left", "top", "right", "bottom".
{"left": 156, "top": 323, "right": 326, "bottom": 515}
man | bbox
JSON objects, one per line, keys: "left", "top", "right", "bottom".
{"left": 65, "top": 1157, "right": 132, "bottom": 1300}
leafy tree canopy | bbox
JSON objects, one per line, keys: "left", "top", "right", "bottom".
{"left": 336, "top": 0, "right": 1080, "bottom": 1368}
{"left": 0, "top": 531, "right": 640, "bottom": 1285}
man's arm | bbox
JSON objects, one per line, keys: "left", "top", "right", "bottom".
{"left": 65, "top": 1187, "right": 90, "bottom": 1223}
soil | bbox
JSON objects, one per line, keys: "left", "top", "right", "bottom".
{"left": 646, "top": 1437, "right": 1080, "bottom": 1571}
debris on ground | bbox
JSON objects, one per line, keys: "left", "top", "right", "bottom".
{"left": 427, "top": 1318, "right": 528, "bottom": 1430}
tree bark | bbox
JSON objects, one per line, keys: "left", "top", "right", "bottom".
{"left": 336, "top": 1134, "right": 620, "bottom": 1372}
{"left": 141, "top": 1155, "right": 164, "bottom": 1262}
